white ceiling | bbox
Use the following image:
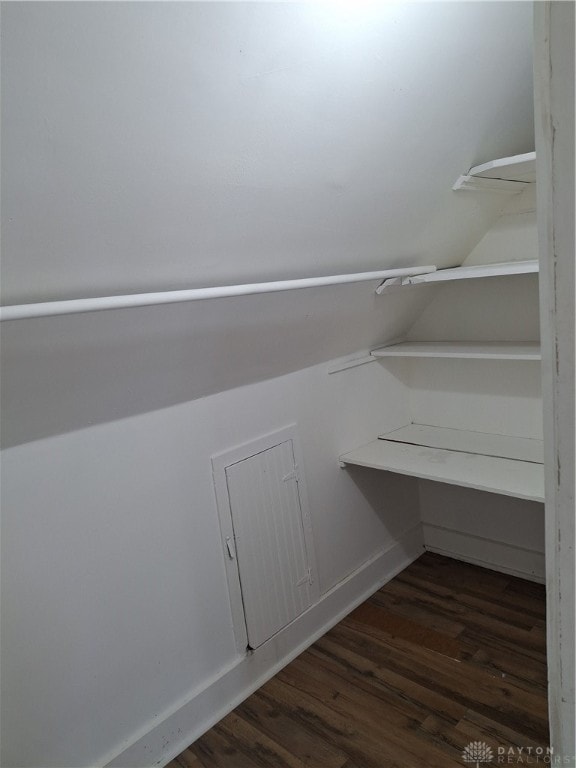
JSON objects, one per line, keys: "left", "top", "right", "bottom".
{"left": 1, "top": 1, "right": 534, "bottom": 304}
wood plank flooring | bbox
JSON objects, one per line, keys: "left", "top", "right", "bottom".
{"left": 168, "top": 553, "right": 549, "bottom": 768}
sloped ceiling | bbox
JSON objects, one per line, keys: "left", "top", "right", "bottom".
{"left": 0, "top": 2, "right": 535, "bottom": 446}
{"left": 1, "top": 1, "right": 534, "bottom": 304}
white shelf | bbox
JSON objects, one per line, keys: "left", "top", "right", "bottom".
{"left": 371, "top": 341, "right": 541, "bottom": 361}
{"left": 453, "top": 151, "right": 536, "bottom": 193}
{"left": 378, "top": 424, "right": 543, "bottom": 464}
{"left": 408, "top": 260, "right": 538, "bottom": 285}
{"left": 339, "top": 427, "right": 544, "bottom": 503}
{"left": 376, "top": 259, "right": 538, "bottom": 293}
{"left": 469, "top": 152, "right": 536, "bottom": 183}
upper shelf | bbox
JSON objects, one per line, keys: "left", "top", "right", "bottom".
{"left": 408, "top": 259, "right": 538, "bottom": 285}
{"left": 371, "top": 341, "right": 541, "bottom": 361}
{"left": 376, "top": 259, "right": 538, "bottom": 293}
{"left": 469, "top": 152, "right": 536, "bottom": 183}
{"left": 453, "top": 151, "right": 536, "bottom": 193}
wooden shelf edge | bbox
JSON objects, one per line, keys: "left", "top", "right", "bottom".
{"left": 339, "top": 439, "right": 544, "bottom": 503}
{"left": 469, "top": 151, "right": 536, "bottom": 182}
{"left": 378, "top": 423, "right": 544, "bottom": 464}
{"left": 370, "top": 341, "right": 542, "bottom": 361}
{"left": 453, "top": 151, "right": 536, "bottom": 192}
{"left": 409, "top": 260, "right": 538, "bottom": 285}
{"left": 377, "top": 260, "right": 538, "bottom": 293}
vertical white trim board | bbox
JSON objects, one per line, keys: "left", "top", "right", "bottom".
{"left": 104, "top": 524, "right": 424, "bottom": 768}
{"left": 534, "top": 2, "right": 576, "bottom": 760}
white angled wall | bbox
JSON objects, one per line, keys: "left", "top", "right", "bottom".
{"left": 0, "top": 3, "right": 537, "bottom": 766}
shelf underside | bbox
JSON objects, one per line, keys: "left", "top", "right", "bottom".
{"left": 371, "top": 341, "right": 541, "bottom": 361}
{"left": 340, "top": 425, "right": 544, "bottom": 503}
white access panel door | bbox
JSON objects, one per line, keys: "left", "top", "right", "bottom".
{"left": 225, "top": 439, "right": 315, "bottom": 649}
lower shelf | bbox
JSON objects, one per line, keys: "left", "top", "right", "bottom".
{"left": 378, "top": 424, "right": 544, "bottom": 463}
{"left": 339, "top": 425, "right": 544, "bottom": 502}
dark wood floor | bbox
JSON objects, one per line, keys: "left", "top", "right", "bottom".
{"left": 168, "top": 553, "right": 549, "bottom": 768}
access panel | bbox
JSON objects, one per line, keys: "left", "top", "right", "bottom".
{"left": 225, "top": 439, "right": 315, "bottom": 649}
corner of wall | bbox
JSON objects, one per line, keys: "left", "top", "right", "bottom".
{"left": 104, "top": 525, "right": 424, "bottom": 768}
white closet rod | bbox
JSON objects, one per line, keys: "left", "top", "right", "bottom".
{"left": 0, "top": 266, "right": 436, "bottom": 321}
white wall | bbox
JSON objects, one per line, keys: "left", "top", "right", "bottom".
{"left": 0, "top": 282, "right": 434, "bottom": 449}
{"left": 406, "top": 190, "right": 542, "bottom": 439}
{"left": 406, "top": 274, "right": 542, "bottom": 439}
{"left": 1, "top": 350, "right": 421, "bottom": 768}
{"left": 0, "top": 3, "right": 538, "bottom": 766}
{"left": 1, "top": 2, "right": 534, "bottom": 304}
{"left": 419, "top": 481, "right": 545, "bottom": 582}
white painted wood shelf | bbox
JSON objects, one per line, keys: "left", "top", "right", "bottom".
{"left": 408, "top": 260, "right": 537, "bottom": 285}
{"left": 339, "top": 424, "right": 544, "bottom": 502}
{"left": 469, "top": 152, "right": 536, "bottom": 183}
{"left": 371, "top": 341, "right": 541, "bottom": 361}
{"left": 453, "top": 151, "right": 536, "bottom": 193}
{"left": 376, "top": 259, "right": 539, "bottom": 293}
{"left": 378, "top": 424, "right": 544, "bottom": 463}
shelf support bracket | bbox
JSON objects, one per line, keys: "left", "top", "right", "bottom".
{"left": 376, "top": 277, "right": 406, "bottom": 295}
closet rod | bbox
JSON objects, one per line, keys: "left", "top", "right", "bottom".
{"left": 0, "top": 266, "right": 436, "bottom": 321}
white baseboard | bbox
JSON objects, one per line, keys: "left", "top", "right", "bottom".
{"left": 422, "top": 523, "right": 545, "bottom": 583}
{"left": 104, "top": 524, "right": 424, "bottom": 768}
